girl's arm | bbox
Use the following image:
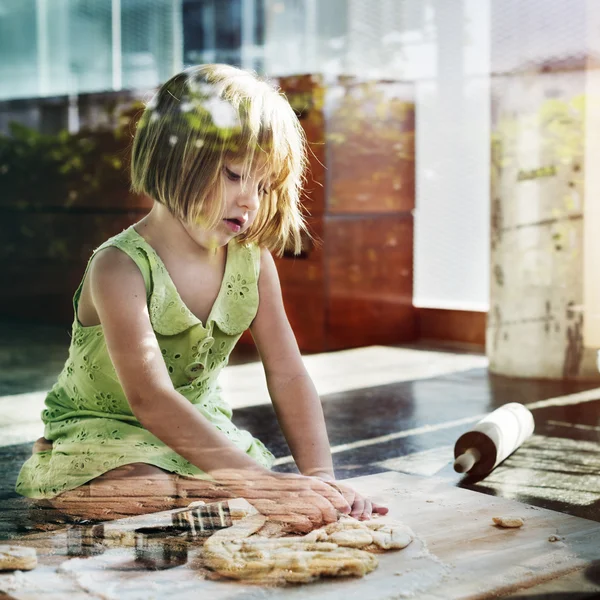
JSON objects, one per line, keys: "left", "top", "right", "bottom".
{"left": 88, "top": 247, "right": 350, "bottom": 528}
{"left": 250, "top": 249, "right": 388, "bottom": 520}
{"left": 250, "top": 249, "right": 334, "bottom": 479}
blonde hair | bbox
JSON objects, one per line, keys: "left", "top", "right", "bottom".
{"left": 131, "top": 64, "right": 308, "bottom": 255}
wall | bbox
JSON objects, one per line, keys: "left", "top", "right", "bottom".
{"left": 0, "top": 91, "right": 151, "bottom": 323}
{"left": 264, "top": 0, "right": 492, "bottom": 316}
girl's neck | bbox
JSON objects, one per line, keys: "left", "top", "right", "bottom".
{"left": 134, "top": 202, "right": 220, "bottom": 261}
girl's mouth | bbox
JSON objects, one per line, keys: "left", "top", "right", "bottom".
{"left": 224, "top": 218, "right": 243, "bottom": 233}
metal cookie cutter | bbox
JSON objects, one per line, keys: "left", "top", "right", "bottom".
{"left": 134, "top": 526, "right": 189, "bottom": 570}
{"left": 171, "top": 500, "right": 232, "bottom": 538}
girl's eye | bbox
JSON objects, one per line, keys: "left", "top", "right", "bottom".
{"left": 225, "top": 166, "right": 269, "bottom": 194}
{"left": 224, "top": 167, "right": 241, "bottom": 181}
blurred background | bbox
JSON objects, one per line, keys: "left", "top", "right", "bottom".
{"left": 1, "top": 0, "right": 600, "bottom": 381}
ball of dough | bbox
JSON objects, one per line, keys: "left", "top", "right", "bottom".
{"left": 492, "top": 516, "right": 524, "bottom": 528}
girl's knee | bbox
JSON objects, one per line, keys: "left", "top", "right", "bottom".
{"left": 31, "top": 437, "right": 52, "bottom": 454}
{"left": 47, "top": 485, "right": 97, "bottom": 521}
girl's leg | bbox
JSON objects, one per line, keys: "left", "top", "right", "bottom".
{"left": 30, "top": 441, "right": 237, "bottom": 519}
{"left": 30, "top": 440, "right": 177, "bottom": 520}
{"left": 48, "top": 463, "right": 178, "bottom": 521}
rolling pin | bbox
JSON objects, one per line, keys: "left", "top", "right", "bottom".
{"left": 453, "top": 402, "right": 535, "bottom": 476}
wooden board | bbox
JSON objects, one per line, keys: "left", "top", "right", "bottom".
{"left": 1, "top": 471, "right": 599, "bottom": 599}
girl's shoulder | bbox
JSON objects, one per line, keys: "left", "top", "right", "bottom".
{"left": 91, "top": 226, "right": 153, "bottom": 294}
{"left": 94, "top": 225, "right": 146, "bottom": 255}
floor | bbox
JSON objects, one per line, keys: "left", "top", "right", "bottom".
{"left": 1, "top": 318, "right": 599, "bottom": 596}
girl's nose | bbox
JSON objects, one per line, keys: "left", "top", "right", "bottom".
{"left": 238, "top": 186, "right": 260, "bottom": 212}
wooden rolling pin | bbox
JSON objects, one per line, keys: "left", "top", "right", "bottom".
{"left": 453, "top": 402, "right": 535, "bottom": 476}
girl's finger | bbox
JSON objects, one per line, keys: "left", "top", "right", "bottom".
{"left": 360, "top": 498, "right": 373, "bottom": 521}
{"left": 325, "top": 481, "right": 355, "bottom": 512}
{"left": 306, "top": 492, "right": 338, "bottom": 525}
{"left": 372, "top": 502, "right": 389, "bottom": 515}
{"left": 255, "top": 496, "right": 323, "bottom": 527}
{"left": 333, "top": 483, "right": 356, "bottom": 510}
{"left": 350, "top": 494, "right": 365, "bottom": 519}
{"left": 293, "top": 495, "right": 334, "bottom": 527}
{"left": 261, "top": 512, "right": 314, "bottom": 534}
{"left": 309, "top": 479, "right": 351, "bottom": 514}
{"left": 295, "top": 488, "right": 339, "bottom": 524}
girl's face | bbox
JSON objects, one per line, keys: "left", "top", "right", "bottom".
{"left": 182, "top": 158, "right": 271, "bottom": 251}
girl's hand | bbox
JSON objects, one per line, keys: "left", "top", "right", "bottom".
{"left": 213, "top": 469, "right": 352, "bottom": 533}
{"left": 314, "top": 475, "right": 389, "bottom": 521}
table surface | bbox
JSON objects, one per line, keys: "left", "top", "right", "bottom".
{"left": 2, "top": 471, "right": 600, "bottom": 599}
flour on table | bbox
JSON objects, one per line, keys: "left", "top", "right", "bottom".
{"left": 0, "top": 545, "right": 37, "bottom": 571}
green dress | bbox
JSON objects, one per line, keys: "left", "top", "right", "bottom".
{"left": 16, "top": 225, "right": 275, "bottom": 499}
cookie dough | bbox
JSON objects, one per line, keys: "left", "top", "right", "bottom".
{"left": 0, "top": 545, "right": 37, "bottom": 571}
{"left": 203, "top": 514, "right": 378, "bottom": 583}
{"left": 203, "top": 514, "right": 415, "bottom": 584}
{"left": 303, "top": 516, "right": 413, "bottom": 552}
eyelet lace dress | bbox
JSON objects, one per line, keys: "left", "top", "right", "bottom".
{"left": 16, "top": 226, "right": 275, "bottom": 499}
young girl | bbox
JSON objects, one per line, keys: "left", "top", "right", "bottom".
{"left": 16, "top": 64, "right": 387, "bottom": 532}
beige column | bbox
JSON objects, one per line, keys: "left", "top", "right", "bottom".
{"left": 488, "top": 66, "right": 600, "bottom": 380}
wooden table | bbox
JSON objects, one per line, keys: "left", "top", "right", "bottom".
{"left": 2, "top": 471, "right": 599, "bottom": 599}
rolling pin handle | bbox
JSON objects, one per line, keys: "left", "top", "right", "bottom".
{"left": 453, "top": 447, "right": 481, "bottom": 473}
